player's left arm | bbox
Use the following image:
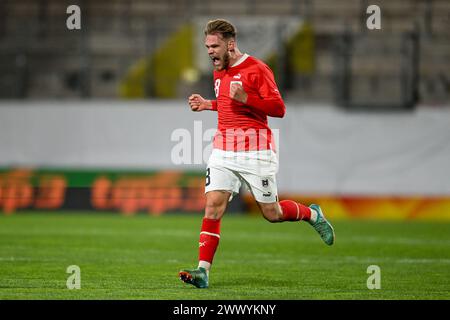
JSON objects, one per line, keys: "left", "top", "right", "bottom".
{"left": 230, "top": 65, "right": 286, "bottom": 118}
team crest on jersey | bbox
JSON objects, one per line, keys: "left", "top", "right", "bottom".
{"left": 262, "top": 179, "right": 269, "bottom": 187}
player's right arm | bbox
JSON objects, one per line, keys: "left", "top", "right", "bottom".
{"left": 188, "top": 94, "right": 217, "bottom": 112}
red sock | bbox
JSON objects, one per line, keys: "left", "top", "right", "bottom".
{"left": 279, "top": 200, "right": 311, "bottom": 221}
{"left": 198, "top": 218, "right": 221, "bottom": 264}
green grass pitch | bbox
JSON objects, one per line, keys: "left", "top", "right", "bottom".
{"left": 0, "top": 212, "right": 449, "bottom": 300}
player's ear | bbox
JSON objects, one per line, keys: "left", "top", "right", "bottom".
{"left": 227, "top": 39, "right": 235, "bottom": 52}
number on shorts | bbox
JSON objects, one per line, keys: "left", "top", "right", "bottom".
{"left": 205, "top": 168, "right": 211, "bottom": 187}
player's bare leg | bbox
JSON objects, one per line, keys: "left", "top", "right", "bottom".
{"left": 179, "top": 190, "right": 231, "bottom": 288}
{"left": 256, "top": 201, "right": 283, "bottom": 222}
{"left": 258, "top": 201, "right": 335, "bottom": 245}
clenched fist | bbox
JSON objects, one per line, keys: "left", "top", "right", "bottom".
{"left": 229, "top": 83, "right": 248, "bottom": 104}
{"left": 188, "top": 94, "right": 212, "bottom": 112}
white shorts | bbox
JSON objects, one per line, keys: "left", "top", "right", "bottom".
{"left": 205, "top": 148, "right": 279, "bottom": 203}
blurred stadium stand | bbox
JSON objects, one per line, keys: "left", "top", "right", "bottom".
{"left": 0, "top": 0, "right": 448, "bottom": 107}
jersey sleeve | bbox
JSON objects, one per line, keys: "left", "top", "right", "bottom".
{"left": 209, "top": 100, "right": 218, "bottom": 111}
{"left": 245, "top": 65, "right": 286, "bottom": 118}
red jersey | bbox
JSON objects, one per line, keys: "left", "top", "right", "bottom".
{"left": 209, "top": 54, "right": 286, "bottom": 152}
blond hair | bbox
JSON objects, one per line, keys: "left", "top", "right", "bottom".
{"left": 204, "top": 19, "right": 237, "bottom": 39}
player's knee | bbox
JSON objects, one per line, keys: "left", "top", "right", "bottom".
{"left": 204, "top": 195, "right": 228, "bottom": 219}
{"left": 204, "top": 203, "right": 226, "bottom": 219}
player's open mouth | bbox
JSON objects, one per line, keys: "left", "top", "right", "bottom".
{"left": 211, "top": 57, "right": 220, "bottom": 66}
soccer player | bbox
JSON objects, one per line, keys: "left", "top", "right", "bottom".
{"left": 179, "top": 19, "right": 335, "bottom": 288}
